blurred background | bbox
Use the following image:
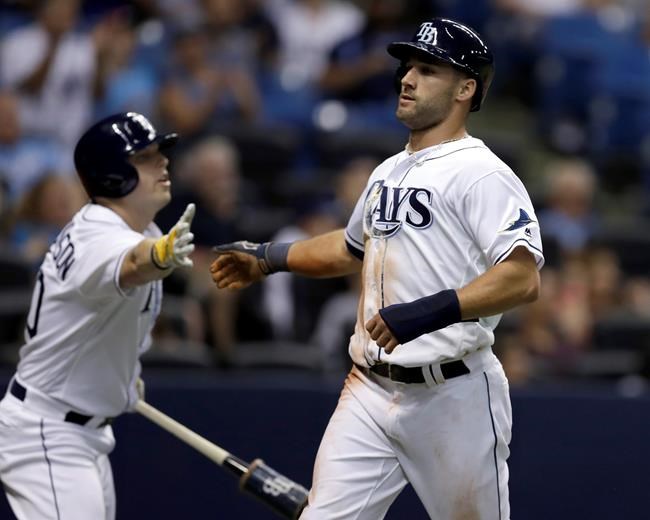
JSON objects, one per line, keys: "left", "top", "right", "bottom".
{"left": 0, "top": 0, "right": 649, "bottom": 519}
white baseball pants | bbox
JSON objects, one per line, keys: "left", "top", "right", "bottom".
{"left": 0, "top": 391, "right": 116, "bottom": 520}
{"left": 301, "top": 351, "right": 512, "bottom": 520}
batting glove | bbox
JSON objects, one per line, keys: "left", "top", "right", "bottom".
{"left": 213, "top": 241, "right": 290, "bottom": 275}
{"left": 152, "top": 203, "right": 196, "bottom": 269}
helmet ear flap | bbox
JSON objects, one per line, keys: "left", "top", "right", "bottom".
{"left": 79, "top": 157, "right": 139, "bottom": 199}
{"left": 394, "top": 63, "right": 409, "bottom": 94}
{"left": 96, "top": 162, "right": 139, "bottom": 198}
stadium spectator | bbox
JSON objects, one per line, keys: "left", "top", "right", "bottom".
{"left": 133, "top": 0, "right": 204, "bottom": 27}
{"left": 623, "top": 276, "right": 650, "bottom": 319}
{"left": 586, "top": 246, "right": 624, "bottom": 320}
{"left": 494, "top": 0, "right": 582, "bottom": 17}
{"left": 538, "top": 158, "right": 600, "bottom": 255}
{"left": 317, "top": 0, "right": 411, "bottom": 133}
{"left": 262, "top": 192, "right": 342, "bottom": 342}
{"left": 0, "top": 0, "right": 649, "bottom": 384}
{"left": 331, "top": 156, "right": 379, "bottom": 222}
{"left": 94, "top": 15, "right": 160, "bottom": 119}
{"left": 489, "top": 0, "right": 582, "bottom": 104}
{"left": 265, "top": 0, "right": 364, "bottom": 91}
{"left": 201, "top": 0, "right": 278, "bottom": 71}
{"left": 0, "top": 0, "right": 123, "bottom": 153}
{"left": 256, "top": 0, "right": 364, "bottom": 129}
{"left": 6, "top": 174, "right": 85, "bottom": 268}
{"left": 0, "top": 90, "right": 71, "bottom": 202}
{"left": 158, "top": 22, "right": 259, "bottom": 141}
{"left": 517, "top": 259, "right": 593, "bottom": 376}
{"left": 310, "top": 156, "right": 376, "bottom": 369}
{"left": 156, "top": 136, "right": 262, "bottom": 363}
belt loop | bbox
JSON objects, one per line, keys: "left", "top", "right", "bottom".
{"left": 421, "top": 365, "right": 437, "bottom": 387}
{"left": 430, "top": 363, "right": 446, "bottom": 384}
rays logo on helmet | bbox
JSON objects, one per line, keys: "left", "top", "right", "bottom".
{"left": 416, "top": 23, "right": 438, "bottom": 45}
{"left": 131, "top": 113, "right": 156, "bottom": 134}
{"left": 364, "top": 180, "right": 434, "bottom": 238}
{"left": 112, "top": 113, "right": 157, "bottom": 152}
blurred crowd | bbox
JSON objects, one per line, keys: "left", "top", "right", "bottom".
{"left": 1, "top": 0, "right": 650, "bottom": 386}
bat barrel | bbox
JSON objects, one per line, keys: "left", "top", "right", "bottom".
{"left": 135, "top": 400, "right": 309, "bottom": 519}
{"left": 240, "top": 459, "right": 309, "bottom": 520}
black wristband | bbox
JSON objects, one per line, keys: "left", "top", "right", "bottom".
{"left": 379, "top": 289, "right": 462, "bottom": 344}
{"left": 258, "top": 242, "right": 291, "bottom": 275}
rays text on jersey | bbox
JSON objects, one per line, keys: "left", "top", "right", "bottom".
{"left": 364, "top": 181, "right": 434, "bottom": 238}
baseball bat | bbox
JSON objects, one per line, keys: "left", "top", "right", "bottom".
{"left": 134, "top": 400, "right": 309, "bottom": 519}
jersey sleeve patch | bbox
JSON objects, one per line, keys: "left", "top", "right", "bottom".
{"left": 462, "top": 170, "right": 544, "bottom": 269}
{"left": 499, "top": 208, "right": 536, "bottom": 232}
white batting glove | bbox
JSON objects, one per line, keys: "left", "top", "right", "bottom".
{"left": 152, "top": 203, "right": 196, "bottom": 269}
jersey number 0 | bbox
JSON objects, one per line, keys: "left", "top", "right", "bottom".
{"left": 25, "top": 270, "right": 45, "bottom": 339}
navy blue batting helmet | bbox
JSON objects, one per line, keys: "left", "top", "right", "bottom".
{"left": 74, "top": 112, "right": 178, "bottom": 198}
{"left": 387, "top": 18, "right": 494, "bottom": 112}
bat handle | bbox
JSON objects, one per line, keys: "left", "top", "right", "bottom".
{"left": 134, "top": 400, "right": 230, "bottom": 465}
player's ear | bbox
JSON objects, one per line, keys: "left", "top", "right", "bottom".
{"left": 456, "top": 78, "right": 476, "bottom": 104}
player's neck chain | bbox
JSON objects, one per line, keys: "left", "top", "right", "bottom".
{"left": 405, "top": 134, "right": 469, "bottom": 155}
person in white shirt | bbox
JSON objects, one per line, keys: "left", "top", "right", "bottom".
{"left": 211, "top": 19, "right": 543, "bottom": 519}
{"left": 265, "top": 0, "right": 364, "bottom": 90}
{"left": 0, "top": 112, "right": 195, "bottom": 520}
{"left": 0, "top": 0, "right": 119, "bottom": 153}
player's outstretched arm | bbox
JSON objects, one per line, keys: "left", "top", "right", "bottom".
{"left": 211, "top": 229, "right": 361, "bottom": 290}
{"left": 120, "top": 203, "right": 196, "bottom": 288}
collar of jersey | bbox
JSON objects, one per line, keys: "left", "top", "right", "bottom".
{"left": 82, "top": 203, "right": 161, "bottom": 238}
{"left": 82, "top": 203, "right": 130, "bottom": 227}
{"left": 404, "top": 136, "right": 483, "bottom": 164}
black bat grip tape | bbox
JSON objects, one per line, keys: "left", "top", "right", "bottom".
{"left": 240, "top": 459, "right": 309, "bottom": 519}
{"left": 223, "top": 455, "right": 248, "bottom": 477}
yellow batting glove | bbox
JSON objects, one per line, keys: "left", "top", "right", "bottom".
{"left": 152, "top": 203, "right": 196, "bottom": 269}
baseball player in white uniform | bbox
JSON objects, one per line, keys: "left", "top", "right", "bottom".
{"left": 210, "top": 19, "right": 544, "bottom": 520}
{"left": 0, "top": 112, "right": 195, "bottom": 520}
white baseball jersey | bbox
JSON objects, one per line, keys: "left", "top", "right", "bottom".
{"left": 345, "top": 136, "right": 544, "bottom": 367}
{"left": 16, "top": 203, "right": 162, "bottom": 417}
